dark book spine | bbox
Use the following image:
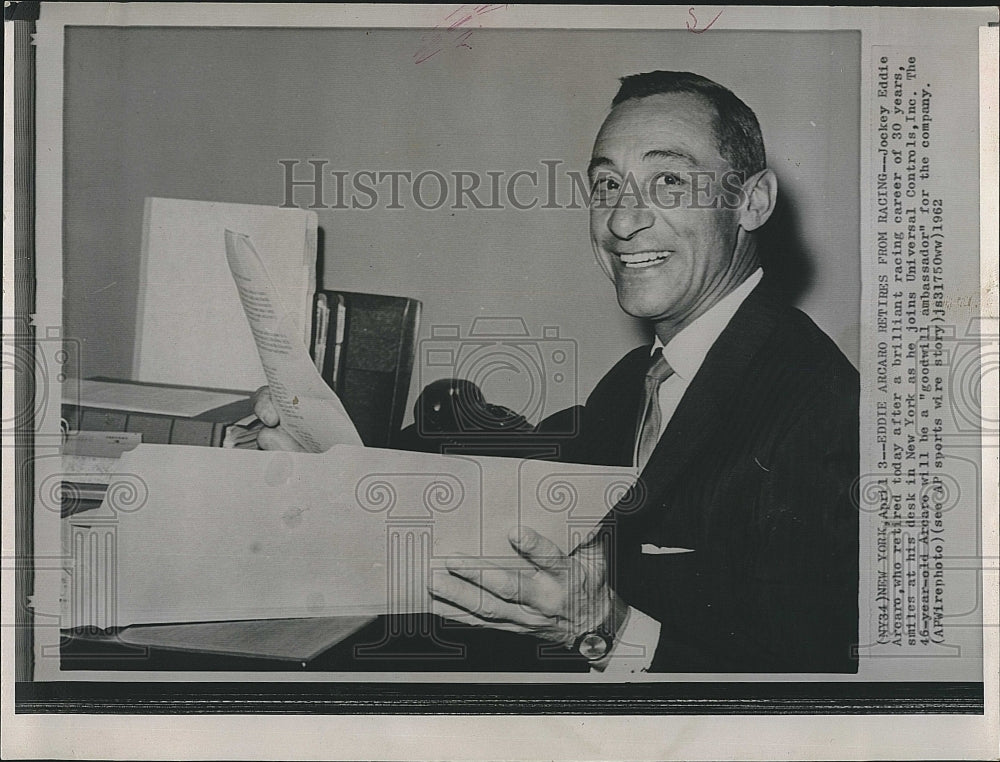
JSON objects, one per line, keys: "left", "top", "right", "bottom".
{"left": 62, "top": 404, "right": 230, "bottom": 447}
{"left": 171, "top": 418, "right": 222, "bottom": 447}
{"left": 313, "top": 291, "right": 421, "bottom": 447}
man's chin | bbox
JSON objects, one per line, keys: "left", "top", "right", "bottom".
{"left": 616, "top": 294, "right": 671, "bottom": 323}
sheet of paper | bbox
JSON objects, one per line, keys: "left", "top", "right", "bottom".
{"left": 60, "top": 456, "right": 117, "bottom": 486}
{"left": 75, "top": 379, "right": 247, "bottom": 417}
{"left": 64, "top": 443, "right": 637, "bottom": 629}
{"left": 225, "top": 229, "right": 362, "bottom": 452}
{"left": 133, "top": 197, "right": 317, "bottom": 391}
{"left": 61, "top": 430, "right": 142, "bottom": 459}
{"left": 61, "top": 431, "right": 142, "bottom": 487}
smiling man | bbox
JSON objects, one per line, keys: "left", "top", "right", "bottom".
{"left": 254, "top": 70, "right": 860, "bottom": 674}
{"left": 587, "top": 87, "right": 767, "bottom": 340}
{"left": 422, "top": 71, "right": 860, "bottom": 674}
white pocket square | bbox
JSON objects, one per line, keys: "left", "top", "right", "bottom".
{"left": 641, "top": 544, "right": 695, "bottom": 555}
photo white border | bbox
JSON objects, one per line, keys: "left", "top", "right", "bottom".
{"left": 3, "top": 3, "right": 997, "bottom": 759}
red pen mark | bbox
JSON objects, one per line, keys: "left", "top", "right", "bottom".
{"left": 448, "top": 13, "right": 474, "bottom": 30}
{"left": 686, "top": 7, "right": 724, "bottom": 34}
{"left": 415, "top": 48, "right": 443, "bottom": 65}
{"left": 455, "top": 28, "right": 475, "bottom": 51}
{"left": 414, "top": 4, "right": 508, "bottom": 63}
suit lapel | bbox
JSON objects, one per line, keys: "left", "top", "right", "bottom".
{"left": 586, "top": 345, "right": 652, "bottom": 466}
{"left": 631, "top": 286, "right": 783, "bottom": 505}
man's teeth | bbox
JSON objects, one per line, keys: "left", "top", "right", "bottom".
{"left": 620, "top": 251, "right": 671, "bottom": 268}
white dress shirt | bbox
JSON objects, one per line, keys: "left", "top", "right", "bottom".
{"left": 598, "top": 268, "right": 763, "bottom": 677}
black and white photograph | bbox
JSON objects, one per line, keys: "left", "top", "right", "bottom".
{"left": 3, "top": 4, "right": 996, "bottom": 760}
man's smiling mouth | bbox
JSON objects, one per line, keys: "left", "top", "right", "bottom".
{"left": 618, "top": 250, "right": 672, "bottom": 269}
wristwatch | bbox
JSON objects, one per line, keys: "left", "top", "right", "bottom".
{"left": 572, "top": 622, "right": 616, "bottom": 661}
{"left": 572, "top": 597, "right": 629, "bottom": 661}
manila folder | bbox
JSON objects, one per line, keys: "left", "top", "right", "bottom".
{"left": 64, "top": 444, "right": 638, "bottom": 629}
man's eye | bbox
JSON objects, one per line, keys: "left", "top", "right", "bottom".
{"left": 592, "top": 177, "right": 620, "bottom": 195}
{"left": 653, "top": 172, "right": 684, "bottom": 187}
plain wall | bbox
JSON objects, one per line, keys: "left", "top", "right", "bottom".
{"left": 63, "top": 27, "right": 860, "bottom": 424}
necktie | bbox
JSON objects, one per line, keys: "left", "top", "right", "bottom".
{"left": 635, "top": 350, "right": 674, "bottom": 470}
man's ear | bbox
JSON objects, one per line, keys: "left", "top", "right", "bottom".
{"left": 738, "top": 168, "right": 777, "bottom": 232}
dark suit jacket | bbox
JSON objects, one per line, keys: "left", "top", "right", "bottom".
{"left": 543, "top": 285, "right": 860, "bottom": 673}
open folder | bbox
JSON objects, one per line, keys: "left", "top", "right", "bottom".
{"left": 63, "top": 224, "right": 638, "bottom": 638}
{"left": 64, "top": 443, "right": 638, "bottom": 631}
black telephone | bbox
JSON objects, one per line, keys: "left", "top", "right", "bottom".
{"left": 393, "top": 378, "right": 533, "bottom": 454}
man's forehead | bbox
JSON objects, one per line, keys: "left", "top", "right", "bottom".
{"left": 591, "top": 91, "right": 721, "bottom": 161}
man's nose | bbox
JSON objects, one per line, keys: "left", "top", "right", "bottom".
{"left": 606, "top": 196, "right": 655, "bottom": 240}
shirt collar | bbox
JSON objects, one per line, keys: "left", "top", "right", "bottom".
{"left": 652, "top": 268, "right": 763, "bottom": 381}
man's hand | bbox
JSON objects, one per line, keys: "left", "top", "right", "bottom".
{"left": 429, "top": 526, "right": 617, "bottom": 648}
{"left": 251, "top": 385, "right": 306, "bottom": 451}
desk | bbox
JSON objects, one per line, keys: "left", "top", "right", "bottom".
{"left": 61, "top": 499, "right": 586, "bottom": 673}
{"left": 62, "top": 496, "right": 374, "bottom": 664}
{"left": 61, "top": 616, "right": 588, "bottom": 672}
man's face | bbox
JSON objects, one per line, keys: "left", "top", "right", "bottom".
{"left": 589, "top": 92, "right": 748, "bottom": 326}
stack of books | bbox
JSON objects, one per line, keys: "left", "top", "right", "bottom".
{"left": 60, "top": 197, "right": 318, "bottom": 511}
{"left": 61, "top": 198, "right": 422, "bottom": 516}
{"left": 63, "top": 378, "right": 254, "bottom": 446}
{"left": 61, "top": 378, "right": 255, "bottom": 515}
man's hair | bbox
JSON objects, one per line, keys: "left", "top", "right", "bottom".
{"left": 612, "top": 71, "right": 766, "bottom": 177}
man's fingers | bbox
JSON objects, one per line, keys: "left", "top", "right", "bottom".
{"left": 508, "top": 526, "right": 569, "bottom": 573}
{"left": 428, "top": 572, "right": 510, "bottom": 621}
{"left": 445, "top": 558, "right": 523, "bottom": 602}
{"left": 431, "top": 600, "right": 532, "bottom": 634}
{"left": 257, "top": 426, "right": 306, "bottom": 452}
{"left": 429, "top": 571, "right": 548, "bottom": 627}
{"left": 251, "top": 385, "right": 280, "bottom": 427}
